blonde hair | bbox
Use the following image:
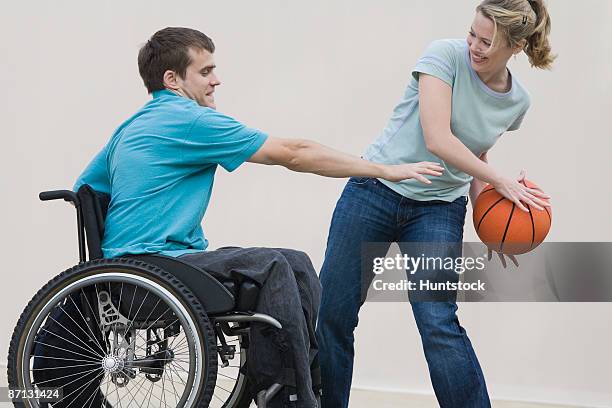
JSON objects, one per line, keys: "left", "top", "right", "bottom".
{"left": 476, "top": 0, "right": 556, "bottom": 69}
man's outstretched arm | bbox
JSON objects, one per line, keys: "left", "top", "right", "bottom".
{"left": 247, "top": 137, "right": 443, "bottom": 183}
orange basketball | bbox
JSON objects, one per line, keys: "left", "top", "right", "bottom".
{"left": 472, "top": 179, "right": 552, "bottom": 255}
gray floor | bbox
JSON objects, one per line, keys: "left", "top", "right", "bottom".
{"left": 0, "top": 367, "right": 584, "bottom": 408}
{"left": 349, "top": 388, "right": 584, "bottom": 408}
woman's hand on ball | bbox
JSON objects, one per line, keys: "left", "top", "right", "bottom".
{"left": 492, "top": 171, "right": 551, "bottom": 212}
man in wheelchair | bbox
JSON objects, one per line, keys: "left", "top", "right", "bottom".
{"left": 11, "top": 27, "right": 443, "bottom": 408}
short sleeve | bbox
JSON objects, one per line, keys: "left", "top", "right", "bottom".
{"left": 73, "top": 144, "right": 111, "bottom": 193}
{"left": 508, "top": 93, "right": 531, "bottom": 131}
{"left": 184, "top": 110, "right": 268, "bottom": 172}
{"left": 507, "top": 109, "right": 527, "bottom": 131}
{"left": 412, "top": 40, "right": 458, "bottom": 87}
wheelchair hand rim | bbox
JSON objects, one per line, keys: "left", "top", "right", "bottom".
{"left": 20, "top": 270, "right": 204, "bottom": 408}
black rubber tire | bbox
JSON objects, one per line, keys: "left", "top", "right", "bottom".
{"left": 7, "top": 258, "right": 218, "bottom": 408}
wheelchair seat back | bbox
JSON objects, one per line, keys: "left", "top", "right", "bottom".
{"left": 74, "top": 185, "right": 236, "bottom": 315}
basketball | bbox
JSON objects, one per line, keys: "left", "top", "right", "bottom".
{"left": 472, "top": 180, "right": 552, "bottom": 255}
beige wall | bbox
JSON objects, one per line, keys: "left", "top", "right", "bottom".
{"left": 1, "top": 1, "right": 611, "bottom": 406}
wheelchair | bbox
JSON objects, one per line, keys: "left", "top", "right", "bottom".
{"left": 7, "top": 185, "right": 305, "bottom": 407}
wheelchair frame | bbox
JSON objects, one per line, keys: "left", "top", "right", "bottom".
{"left": 25, "top": 187, "right": 292, "bottom": 407}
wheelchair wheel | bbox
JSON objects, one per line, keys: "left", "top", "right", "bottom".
{"left": 7, "top": 258, "right": 218, "bottom": 408}
{"left": 211, "top": 325, "right": 253, "bottom": 408}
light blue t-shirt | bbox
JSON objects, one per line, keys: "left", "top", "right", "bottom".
{"left": 364, "top": 39, "right": 531, "bottom": 202}
{"left": 74, "top": 89, "right": 268, "bottom": 258}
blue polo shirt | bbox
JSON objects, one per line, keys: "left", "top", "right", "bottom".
{"left": 74, "top": 89, "right": 268, "bottom": 258}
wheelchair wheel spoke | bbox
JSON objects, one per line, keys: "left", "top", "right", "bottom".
{"left": 31, "top": 354, "right": 102, "bottom": 364}
{"left": 33, "top": 364, "right": 102, "bottom": 388}
{"left": 217, "top": 371, "right": 238, "bottom": 381}
{"left": 84, "top": 383, "right": 102, "bottom": 408}
{"left": 38, "top": 326, "right": 105, "bottom": 359}
{"left": 131, "top": 297, "right": 162, "bottom": 332}
{"left": 212, "top": 392, "right": 226, "bottom": 404}
{"left": 145, "top": 379, "right": 155, "bottom": 408}
{"left": 52, "top": 367, "right": 105, "bottom": 405}
{"left": 143, "top": 378, "right": 168, "bottom": 407}
{"left": 31, "top": 360, "right": 100, "bottom": 371}
{"left": 79, "top": 287, "right": 104, "bottom": 334}
{"left": 159, "top": 364, "right": 169, "bottom": 407}
{"left": 125, "top": 284, "right": 138, "bottom": 334}
{"left": 33, "top": 340, "right": 101, "bottom": 363}
{"left": 124, "top": 374, "right": 148, "bottom": 408}
{"left": 103, "top": 374, "right": 111, "bottom": 407}
{"left": 213, "top": 381, "right": 233, "bottom": 395}
{"left": 63, "top": 370, "right": 106, "bottom": 408}
{"left": 114, "top": 375, "right": 122, "bottom": 408}
{"left": 168, "top": 362, "right": 188, "bottom": 386}
{"left": 164, "top": 361, "right": 182, "bottom": 406}
{"left": 49, "top": 306, "right": 107, "bottom": 356}
{"left": 122, "top": 290, "right": 150, "bottom": 337}
{"left": 112, "top": 375, "right": 144, "bottom": 408}
{"left": 171, "top": 345, "right": 191, "bottom": 356}
{"left": 117, "top": 282, "right": 125, "bottom": 321}
{"left": 66, "top": 295, "right": 108, "bottom": 354}
{"left": 144, "top": 314, "right": 180, "bottom": 336}
{"left": 168, "top": 332, "right": 188, "bottom": 351}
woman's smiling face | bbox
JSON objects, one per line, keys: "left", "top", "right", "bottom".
{"left": 467, "top": 11, "right": 519, "bottom": 76}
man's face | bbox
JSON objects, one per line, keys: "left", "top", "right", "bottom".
{"left": 175, "top": 47, "right": 221, "bottom": 108}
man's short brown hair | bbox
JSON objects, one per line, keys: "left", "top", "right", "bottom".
{"left": 138, "top": 27, "right": 215, "bottom": 94}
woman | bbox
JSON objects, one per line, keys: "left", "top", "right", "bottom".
{"left": 315, "top": 0, "right": 555, "bottom": 407}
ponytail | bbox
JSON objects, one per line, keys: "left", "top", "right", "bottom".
{"left": 524, "top": 0, "right": 556, "bottom": 69}
{"left": 477, "top": 0, "right": 557, "bottom": 69}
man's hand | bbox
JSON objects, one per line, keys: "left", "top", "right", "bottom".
{"left": 248, "top": 136, "right": 444, "bottom": 181}
{"left": 380, "top": 162, "right": 444, "bottom": 184}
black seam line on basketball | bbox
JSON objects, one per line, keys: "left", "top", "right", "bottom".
{"left": 500, "top": 203, "right": 516, "bottom": 253}
{"left": 520, "top": 179, "right": 539, "bottom": 249}
{"left": 526, "top": 203, "right": 535, "bottom": 250}
{"left": 476, "top": 197, "right": 506, "bottom": 232}
{"left": 479, "top": 188, "right": 496, "bottom": 196}
{"left": 543, "top": 206, "right": 551, "bottom": 223}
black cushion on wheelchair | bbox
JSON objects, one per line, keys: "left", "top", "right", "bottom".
{"left": 214, "top": 278, "right": 259, "bottom": 312}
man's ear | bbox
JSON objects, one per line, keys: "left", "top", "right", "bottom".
{"left": 162, "top": 70, "right": 181, "bottom": 91}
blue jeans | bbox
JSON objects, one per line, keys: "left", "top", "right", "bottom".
{"left": 316, "top": 177, "right": 490, "bottom": 408}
